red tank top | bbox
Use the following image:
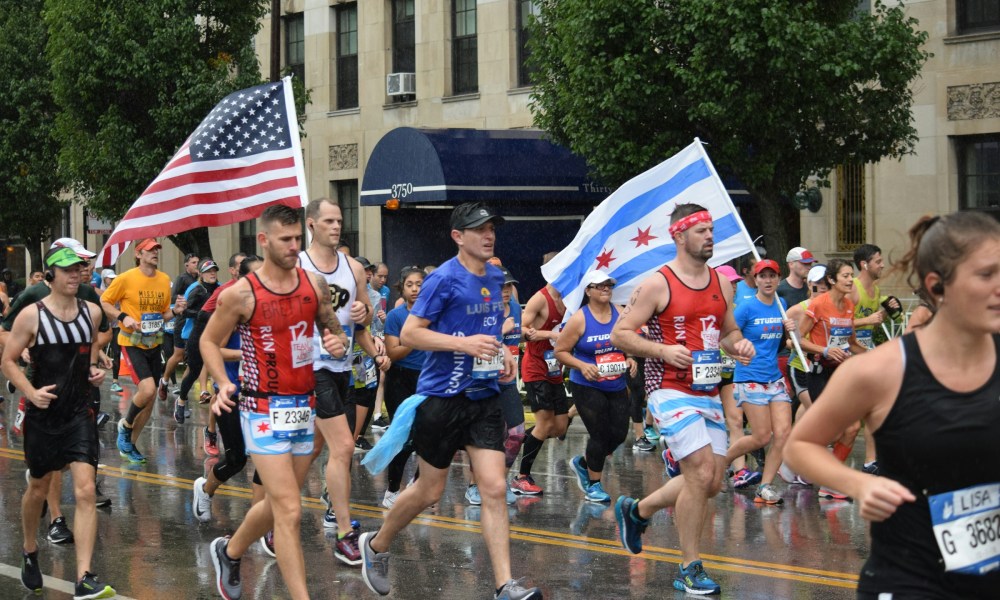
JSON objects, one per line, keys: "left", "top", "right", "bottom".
{"left": 238, "top": 268, "right": 318, "bottom": 400}
{"left": 522, "top": 286, "right": 565, "bottom": 383}
{"left": 644, "top": 265, "right": 728, "bottom": 396}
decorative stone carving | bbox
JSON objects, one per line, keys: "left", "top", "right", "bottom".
{"left": 947, "top": 82, "right": 1000, "bottom": 120}
{"left": 329, "top": 144, "right": 358, "bottom": 170}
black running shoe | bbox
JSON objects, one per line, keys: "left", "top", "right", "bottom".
{"left": 47, "top": 516, "right": 74, "bottom": 544}
{"left": 74, "top": 571, "right": 115, "bottom": 599}
{"left": 21, "top": 550, "right": 42, "bottom": 592}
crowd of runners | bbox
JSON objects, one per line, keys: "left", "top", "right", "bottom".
{"left": 0, "top": 200, "right": 997, "bottom": 599}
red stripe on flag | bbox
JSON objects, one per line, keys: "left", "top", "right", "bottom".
{"left": 122, "top": 176, "right": 299, "bottom": 220}
{"left": 142, "top": 155, "right": 296, "bottom": 196}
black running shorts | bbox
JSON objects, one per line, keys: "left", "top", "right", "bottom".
{"left": 412, "top": 393, "right": 505, "bottom": 469}
{"left": 315, "top": 369, "right": 351, "bottom": 419}
{"left": 24, "top": 411, "right": 98, "bottom": 478}
{"left": 525, "top": 380, "right": 569, "bottom": 415}
{"left": 123, "top": 345, "right": 164, "bottom": 383}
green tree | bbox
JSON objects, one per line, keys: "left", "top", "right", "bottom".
{"left": 0, "top": 0, "right": 68, "bottom": 272}
{"left": 528, "top": 0, "right": 930, "bottom": 259}
{"left": 45, "top": 0, "right": 270, "bottom": 260}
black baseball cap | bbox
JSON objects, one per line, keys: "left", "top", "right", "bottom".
{"left": 500, "top": 267, "right": 518, "bottom": 285}
{"left": 450, "top": 202, "right": 505, "bottom": 231}
{"left": 356, "top": 256, "right": 375, "bottom": 271}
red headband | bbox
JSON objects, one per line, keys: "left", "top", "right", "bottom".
{"left": 668, "top": 210, "right": 712, "bottom": 236}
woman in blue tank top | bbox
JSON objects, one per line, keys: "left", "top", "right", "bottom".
{"left": 555, "top": 271, "right": 635, "bottom": 504}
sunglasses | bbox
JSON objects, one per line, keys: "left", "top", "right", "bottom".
{"left": 587, "top": 283, "right": 614, "bottom": 290}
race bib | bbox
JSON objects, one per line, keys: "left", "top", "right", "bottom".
{"left": 856, "top": 328, "right": 875, "bottom": 350}
{"left": 691, "top": 350, "right": 722, "bottom": 391}
{"left": 828, "top": 326, "right": 852, "bottom": 349}
{"left": 596, "top": 352, "right": 627, "bottom": 381}
{"left": 268, "top": 395, "right": 314, "bottom": 440}
{"left": 473, "top": 350, "right": 503, "bottom": 380}
{"left": 929, "top": 483, "right": 1000, "bottom": 575}
{"left": 721, "top": 352, "right": 737, "bottom": 373}
{"left": 544, "top": 349, "right": 561, "bottom": 377}
{"left": 140, "top": 313, "right": 163, "bottom": 334}
{"left": 320, "top": 329, "right": 354, "bottom": 362}
{"left": 163, "top": 319, "right": 176, "bottom": 334}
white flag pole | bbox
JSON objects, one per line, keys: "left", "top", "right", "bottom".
{"left": 694, "top": 138, "right": 811, "bottom": 370}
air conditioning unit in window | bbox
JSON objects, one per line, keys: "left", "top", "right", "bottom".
{"left": 386, "top": 72, "right": 416, "bottom": 96}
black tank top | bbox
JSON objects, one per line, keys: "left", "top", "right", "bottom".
{"left": 860, "top": 332, "right": 1000, "bottom": 597}
{"left": 27, "top": 299, "right": 94, "bottom": 427}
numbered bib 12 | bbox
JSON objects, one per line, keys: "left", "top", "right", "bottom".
{"left": 929, "top": 482, "right": 1000, "bottom": 575}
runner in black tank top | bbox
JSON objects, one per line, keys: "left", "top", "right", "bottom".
{"left": 859, "top": 333, "right": 1000, "bottom": 597}
{"left": 1, "top": 246, "right": 114, "bottom": 598}
{"left": 785, "top": 211, "right": 1000, "bottom": 599}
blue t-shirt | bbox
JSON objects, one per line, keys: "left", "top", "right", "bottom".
{"left": 733, "top": 295, "right": 787, "bottom": 383}
{"left": 384, "top": 304, "right": 430, "bottom": 371}
{"left": 734, "top": 280, "right": 757, "bottom": 306}
{"left": 410, "top": 257, "right": 505, "bottom": 399}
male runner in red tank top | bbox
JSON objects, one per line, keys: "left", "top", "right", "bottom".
{"left": 200, "top": 204, "right": 349, "bottom": 600}
{"left": 611, "top": 203, "right": 755, "bottom": 596}
{"left": 511, "top": 273, "right": 568, "bottom": 496}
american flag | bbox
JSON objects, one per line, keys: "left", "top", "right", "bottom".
{"left": 95, "top": 77, "right": 307, "bottom": 267}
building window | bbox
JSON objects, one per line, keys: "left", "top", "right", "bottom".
{"left": 957, "top": 134, "right": 1000, "bottom": 212}
{"left": 517, "top": 1, "right": 540, "bottom": 87}
{"left": 452, "top": 0, "right": 477, "bottom": 95}
{"left": 239, "top": 219, "right": 257, "bottom": 255}
{"left": 285, "top": 13, "right": 305, "bottom": 84}
{"left": 336, "top": 4, "right": 359, "bottom": 109}
{"left": 335, "top": 180, "right": 360, "bottom": 254}
{"left": 392, "top": 0, "right": 415, "bottom": 73}
{"left": 957, "top": 0, "right": 1000, "bottom": 35}
{"left": 836, "top": 163, "right": 866, "bottom": 251}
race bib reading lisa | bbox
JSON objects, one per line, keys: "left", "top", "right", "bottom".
{"left": 929, "top": 482, "right": 1000, "bottom": 575}
{"left": 691, "top": 350, "right": 722, "bottom": 391}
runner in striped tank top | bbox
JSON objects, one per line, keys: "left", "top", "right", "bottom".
{"left": 1, "top": 246, "right": 114, "bottom": 598}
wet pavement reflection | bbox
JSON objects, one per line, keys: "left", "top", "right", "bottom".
{"left": 0, "top": 380, "right": 867, "bottom": 599}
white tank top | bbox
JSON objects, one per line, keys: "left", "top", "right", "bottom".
{"left": 299, "top": 250, "right": 356, "bottom": 373}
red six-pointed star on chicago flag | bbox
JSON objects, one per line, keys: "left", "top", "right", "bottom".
{"left": 257, "top": 421, "right": 270, "bottom": 433}
{"left": 630, "top": 226, "right": 657, "bottom": 247}
{"left": 595, "top": 248, "right": 615, "bottom": 269}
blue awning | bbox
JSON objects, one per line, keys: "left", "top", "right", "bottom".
{"left": 360, "top": 127, "right": 611, "bottom": 206}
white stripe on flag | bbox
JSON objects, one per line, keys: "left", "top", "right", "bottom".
{"left": 541, "top": 140, "right": 754, "bottom": 320}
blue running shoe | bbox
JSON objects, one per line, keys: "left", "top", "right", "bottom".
{"left": 570, "top": 455, "right": 590, "bottom": 494}
{"left": 673, "top": 560, "right": 721, "bottom": 595}
{"left": 732, "top": 467, "right": 761, "bottom": 489}
{"left": 662, "top": 448, "right": 681, "bottom": 479}
{"left": 584, "top": 481, "right": 611, "bottom": 503}
{"left": 117, "top": 419, "right": 146, "bottom": 464}
{"left": 643, "top": 425, "right": 660, "bottom": 442}
{"left": 464, "top": 484, "right": 482, "bottom": 506}
{"left": 323, "top": 508, "right": 337, "bottom": 529}
{"left": 614, "top": 496, "right": 649, "bottom": 554}
{"left": 505, "top": 485, "right": 517, "bottom": 505}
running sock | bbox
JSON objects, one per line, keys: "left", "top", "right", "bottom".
{"left": 832, "top": 442, "right": 853, "bottom": 463}
{"left": 518, "top": 431, "right": 544, "bottom": 476}
{"left": 124, "top": 402, "right": 142, "bottom": 426}
{"left": 589, "top": 479, "right": 600, "bottom": 486}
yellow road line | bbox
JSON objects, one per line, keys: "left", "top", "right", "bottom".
{"left": 0, "top": 446, "right": 858, "bottom": 588}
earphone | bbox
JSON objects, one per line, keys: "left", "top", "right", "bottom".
{"left": 44, "top": 270, "right": 54, "bottom": 283}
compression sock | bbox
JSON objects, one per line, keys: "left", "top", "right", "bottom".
{"left": 518, "top": 430, "right": 544, "bottom": 476}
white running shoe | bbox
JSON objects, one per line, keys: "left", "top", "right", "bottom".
{"left": 193, "top": 477, "right": 213, "bottom": 523}
{"left": 382, "top": 489, "right": 399, "bottom": 510}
